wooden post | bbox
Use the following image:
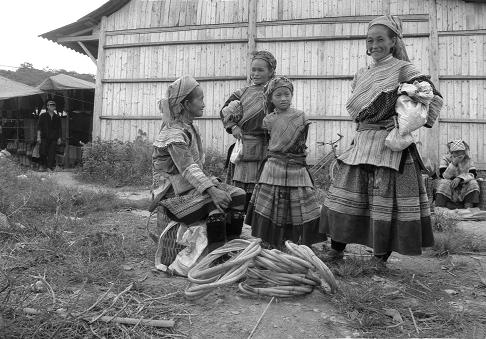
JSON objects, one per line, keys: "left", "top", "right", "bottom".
{"left": 93, "top": 16, "right": 108, "bottom": 140}
{"left": 77, "top": 42, "right": 97, "bottom": 65}
{"left": 426, "top": 0, "right": 440, "bottom": 164}
{"left": 247, "top": 0, "right": 257, "bottom": 83}
{"left": 63, "top": 90, "right": 70, "bottom": 168}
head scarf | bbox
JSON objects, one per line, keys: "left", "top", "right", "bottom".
{"left": 251, "top": 50, "right": 277, "bottom": 73}
{"left": 447, "top": 139, "right": 469, "bottom": 153}
{"left": 368, "top": 15, "right": 410, "bottom": 62}
{"left": 263, "top": 76, "right": 294, "bottom": 114}
{"left": 159, "top": 75, "right": 199, "bottom": 123}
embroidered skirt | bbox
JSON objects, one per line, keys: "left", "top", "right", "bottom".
{"left": 161, "top": 183, "right": 246, "bottom": 225}
{"left": 320, "top": 153, "right": 434, "bottom": 255}
{"left": 436, "top": 178, "right": 480, "bottom": 204}
{"left": 245, "top": 183, "right": 322, "bottom": 248}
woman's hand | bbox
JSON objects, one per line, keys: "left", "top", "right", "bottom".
{"left": 232, "top": 126, "right": 242, "bottom": 140}
{"left": 450, "top": 177, "right": 462, "bottom": 189}
{"left": 207, "top": 186, "right": 232, "bottom": 212}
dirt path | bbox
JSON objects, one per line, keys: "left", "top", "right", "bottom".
{"left": 45, "top": 171, "right": 486, "bottom": 338}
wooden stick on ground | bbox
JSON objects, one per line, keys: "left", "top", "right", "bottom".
{"left": 409, "top": 308, "right": 420, "bottom": 334}
{"left": 247, "top": 297, "right": 275, "bottom": 339}
{"left": 22, "top": 308, "right": 175, "bottom": 328}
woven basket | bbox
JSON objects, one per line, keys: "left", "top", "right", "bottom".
{"left": 479, "top": 180, "right": 486, "bottom": 210}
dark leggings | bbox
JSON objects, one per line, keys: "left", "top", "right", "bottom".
{"left": 331, "top": 240, "right": 392, "bottom": 262}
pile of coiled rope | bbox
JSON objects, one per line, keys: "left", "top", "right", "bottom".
{"left": 185, "top": 238, "right": 338, "bottom": 300}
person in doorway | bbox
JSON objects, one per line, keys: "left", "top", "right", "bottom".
{"left": 37, "top": 100, "right": 61, "bottom": 171}
{"left": 152, "top": 76, "right": 246, "bottom": 251}
{"left": 435, "top": 139, "right": 480, "bottom": 209}
{"left": 220, "top": 50, "right": 277, "bottom": 211}
{"left": 319, "top": 15, "right": 443, "bottom": 265}
{"left": 245, "top": 76, "right": 322, "bottom": 249}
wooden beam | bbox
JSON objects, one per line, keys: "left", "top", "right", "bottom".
{"left": 425, "top": 0, "right": 440, "bottom": 164}
{"left": 439, "top": 75, "right": 486, "bottom": 80}
{"left": 247, "top": 0, "right": 257, "bottom": 83}
{"left": 77, "top": 42, "right": 97, "bottom": 65}
{"left": 57, "top": 34, "right": 99, "bottom": 43}
{"left": 438, "top": 29, "right": 486, "bottom": 36}
{"left": 101, "top": 75, "right": 355, "bottom": 83}
{"left": 103, "top": 33, "right": 429, "bottom": 50}
{"left": 439, "top": 118, "right": 486, "bottom": 124}
{"left": 92, "top": 16, "right": 107, "bottom": 140}
{"left": 67, "top": 26, "right": 94, "bottom": 37}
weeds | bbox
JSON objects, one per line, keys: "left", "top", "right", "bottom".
{"left": 431, "top": 209, "right": 486, "bottom": 254}
{"left": 80, "top": 133, "right": 153, "bottom": 187}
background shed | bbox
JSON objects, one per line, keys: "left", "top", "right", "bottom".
{"left": 42, "top": 0, "right": 486, "bottom": 167}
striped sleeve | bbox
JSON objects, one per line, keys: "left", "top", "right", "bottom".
{"left": 167, "top": 144, "right": 214, "bottom": 194}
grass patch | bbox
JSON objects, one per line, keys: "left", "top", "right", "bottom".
{"left": 0, "top": 159, "right": 186, "bottom": 338}
{"left": 431, "top": 210, "right": 486, "bottom": 255}
{"left": 80, "top": 135, "right": 152, "bottom": 187}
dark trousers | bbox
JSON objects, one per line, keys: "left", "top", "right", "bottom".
{"left": 40, "top": 139, "right": 57, "bottom": 170}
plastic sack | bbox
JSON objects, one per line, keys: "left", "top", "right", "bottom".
{"left": 168, "top": 221, "right": 208, "bottom": 276}
{"left": 230, "top": 139, "right": 242, "bottom": 164}
{"left": 385, "top": 127, "right": 415, "bottom": 152}
{"left": 395, "top": 81, "right": 434, "bottom": 136}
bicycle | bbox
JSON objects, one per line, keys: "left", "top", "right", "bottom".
{"left": 309, "top": 133, "right": 343, "bottom": 184}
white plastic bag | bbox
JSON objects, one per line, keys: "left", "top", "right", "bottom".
{"left": 395, "top": 95, "right": 427, "bottom": 136}
{"left": 168, "top": 221, "right": 208, "bottom": 276}
{"left": 385, "top": 127, "right": 415, "bottom": 152}
{"left": 229, "top": 139, "right": 242, "bottom": 164}
{"left": 395, "top": 81, "right": 433, "bottom": 136}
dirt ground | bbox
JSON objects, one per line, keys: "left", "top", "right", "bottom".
{"left": 3, "top": 170, "right": 486, "bottom": 338}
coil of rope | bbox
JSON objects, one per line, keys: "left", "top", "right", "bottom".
{"left": 185, "top": 239, "right": 338, "bottom": 300}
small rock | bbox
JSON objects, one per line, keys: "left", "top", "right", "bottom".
{"left": 122, "top": 265, "right": 133, "bottom": 271}
{"left": 273, "top": 324, "right": 278, "bottom": 328}
{"left": 444, "top": 289, "right": 458, "bottom": 295}
{"left": 231, "top": 311, "right": 240, "bottom": 315}
{"left": 313, "top": 308, "right": 320, "bottom": 312}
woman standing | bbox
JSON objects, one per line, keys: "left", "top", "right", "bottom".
{"left": 245, "top": 76, "right": 322, "bottom": 248}
{"left": 152, "top": 76, "right": 246, "bottom": 250}
{"left": 220, "top": 51, "right": 277, "bottom": 211}
{"left": 320, "top": 15, "right": 443, "bottom": 263}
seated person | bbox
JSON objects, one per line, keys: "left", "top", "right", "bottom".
{"left": 151, "top": 76, "right": 246, "bottom": 252}
{"left": 435, "top": 139, "right": 480, "bottom": 209}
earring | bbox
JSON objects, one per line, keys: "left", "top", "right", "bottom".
{"left": 366, "top": 50, "right": 371, "bottom": 56}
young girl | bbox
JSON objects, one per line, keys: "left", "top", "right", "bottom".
{"left": 220, "top": 51, "right": 277, "bottom": 212}
{"left": 245, "top": 76, "right": 322, "bottom": 248}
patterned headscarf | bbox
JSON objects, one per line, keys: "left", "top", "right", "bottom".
{"left": 159, "top": 76, "right": 199, "bottom": 123}
{"left": 252, "top": 50, "right": 277, "bottom": 73}
{"left": 448, "top": 139, "right": 469, "bottom": 153}
{"left": 368, "top": 15, "right": 410, "bottom": 62}
{"left": 263, "top": 76, "right": 294, "bottom": 114}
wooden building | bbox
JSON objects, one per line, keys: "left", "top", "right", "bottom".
{"left": 42, "top": 0, "right": 486, "bottom": 167}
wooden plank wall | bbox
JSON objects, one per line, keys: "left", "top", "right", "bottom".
{"left": 95, "top": 0, "right": 486, "bottom": 167}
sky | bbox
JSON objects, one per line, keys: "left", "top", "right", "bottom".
{"left": 0, "top": 0, "right": 108, "bottom": 75}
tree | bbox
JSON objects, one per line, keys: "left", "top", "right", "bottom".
{"left": 19, "top": 62, "right": 34, "bottom": 69}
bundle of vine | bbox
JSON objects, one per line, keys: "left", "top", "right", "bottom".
{"left": 185, "top": 239, "right": 338, "bottom": 300}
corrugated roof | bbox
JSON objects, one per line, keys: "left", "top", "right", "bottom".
{"left": 38, "top": 74, "right": 95, "bottom": 91}
{"left": 39, "top": 0, "right": 131, "bottom": 56}
{"left": 0, "top": 76, "right": 44, "bottom": 100}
